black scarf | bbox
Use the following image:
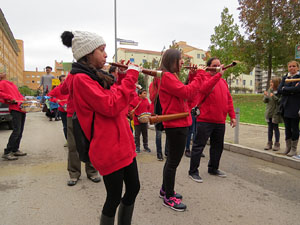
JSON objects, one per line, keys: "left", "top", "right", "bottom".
{"left": 70, "top": 62, "right": 114, "bottom": 89}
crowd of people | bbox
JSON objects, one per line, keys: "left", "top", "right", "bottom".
{"left": 1, "top": 29, "right": 300, "bottom": 224}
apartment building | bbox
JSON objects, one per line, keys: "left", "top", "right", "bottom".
{"left": 23, "top": 61, "right": 72, "bottom": 90}
{"left": 0, "top": 9, "right": 24, "bottom": 86}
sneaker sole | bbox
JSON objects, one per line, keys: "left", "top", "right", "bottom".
{"left": 208, "top": 173, "right": 227, "bottom": 178}
{"left": 189, "top": 175, "right": 203, "bottom": 183}
{"left": 162, "top": 202, "right": 186, "bottom": 212}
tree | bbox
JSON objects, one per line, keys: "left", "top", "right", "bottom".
{"left": 209, "top": 7, "right": 247, "bottom": 91}
{"left": 238, "top": 0, "right": 300, "bottom": 90}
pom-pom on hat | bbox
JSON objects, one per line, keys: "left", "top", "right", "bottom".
{"left": 72, "top": 31, "right": 106, "bottom": 61}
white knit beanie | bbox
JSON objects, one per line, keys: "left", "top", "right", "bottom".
{"left": 72, "top": 31, "right": 106, "bottom": 61}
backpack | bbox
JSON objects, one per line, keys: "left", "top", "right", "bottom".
{"left": 72, "top": 112, "right": 95, "bottom": 163}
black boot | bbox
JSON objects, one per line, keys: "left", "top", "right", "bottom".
{"left": 100, "top": 213, "right": 115, "bottom": 225}
{"left": 118, "top": 202, "right": 135, "bottom": 225}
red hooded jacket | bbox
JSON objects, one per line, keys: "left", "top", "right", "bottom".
{"left": 48, "top": 84, "right": 69, "bottom": 112}
{"left": 159, "top": 71, "right": 222, "bottom": 128}
{"left": 71, "top": 69, "right": 139, "bottom": 176}
{"left": 129, "top": 95, "right": 151, "bottom": 125}
{"left": 193, "top": 70, "right": 236, "bottom": 124}
{"left": 60, "top": 74, "right": 75, "bottom": 117}
{"left": 0, "top": 80, "right": 25, "bottom": 113}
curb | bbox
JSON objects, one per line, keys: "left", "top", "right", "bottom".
{"left": 224, "top": 142, "right": 300, "bottom": 170}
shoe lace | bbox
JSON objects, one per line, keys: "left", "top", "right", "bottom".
{"left": 169, "top": 197, "right": 181, "bottom": 204}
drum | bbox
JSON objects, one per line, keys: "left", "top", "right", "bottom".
{"left": 137, "top": 112, "right": 151, "bottom": 123}
{"left": 20, "top": 100, "right": 42, "bottom": 113}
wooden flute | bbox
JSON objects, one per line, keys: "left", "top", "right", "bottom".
{"left": 109, "top": 62, "right": 163, "bottom": 77}
{"left": 184, "top": 61, "right": 237, "bottom": 72}
{"left": 148, "top": 112, "right": 190, "bottom": 125}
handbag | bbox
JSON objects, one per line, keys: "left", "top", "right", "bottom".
{"left": 72, "top": 112, "right": 95, "bottom": 163}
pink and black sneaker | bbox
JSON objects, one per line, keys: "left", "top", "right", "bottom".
{"left": 163, "top": 196, "right": 186, "bottom": 212}
{"left": 159, "top": 188, "right": 182, "bottom": 199}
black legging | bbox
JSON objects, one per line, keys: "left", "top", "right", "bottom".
{"left": 162, "top": 127, "right": 188, "bottom": 198}
{"left": 283, "top": 117, "right": 300, "bottom": 141}
{"left": 102, "top": 158, "right": 140, "bottom": 217}
{"left": 267, "top": 118, "right": 280, "bottom": 142}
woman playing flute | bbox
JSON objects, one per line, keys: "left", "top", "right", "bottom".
{"left": 154, "top": 49, "right": 224, "bottom": 212}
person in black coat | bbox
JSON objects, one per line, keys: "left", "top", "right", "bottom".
{"left": 277, "top": 61, "right": 300, "bottom": 156}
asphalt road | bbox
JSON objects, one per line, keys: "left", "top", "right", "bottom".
{"left": 0, "top": 112, "right": 300, "bottom": 225}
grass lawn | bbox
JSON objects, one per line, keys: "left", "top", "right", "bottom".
{"left": 230, "top": 94, "right": 272, "bottom": 126}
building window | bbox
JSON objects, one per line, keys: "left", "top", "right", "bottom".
{"left": 32, "top": 75, "right": 35, "bottom": 78}
{"left": 26, "top": 81, "right": 30, "bottom": 83}
{"left": 37, "top": 75, "right": 40, "bottom": 78}
{"left": 37, "top": 81, "right": 40, "bottom": 84}
{"left": 32, "top": 80, "right": 35, "bottom": 83}
{"left": 250, "top": 80, "right": 253, "bottom": 86}
{"left": 197, "top": 54, "right": 200, "bottom": 59}
{"left": 243, "top": 80, "right": 246, "bottom": 85}
{"left": 201, "top": 54, "right": 205, "bottom": 59}
{"left": 236, "top": 79, "right": 239, "bottom": 85}
{"left": 142, "top": 59, "right": 147, "bottom": 64}
{"left": 250, "top": 72, "right": 252, "bottom": 75}
{"left": 130, "top": 58, "right": 135, "bottom": 63}
{"left": 26, "top": 75, "right": 29, "bottom": 78}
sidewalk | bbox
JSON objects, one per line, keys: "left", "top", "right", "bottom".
{"left": 224, "top": 122, "right": 300, "bottom": 170}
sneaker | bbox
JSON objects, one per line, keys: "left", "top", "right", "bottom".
{"left": 144, "top": 147, "right": 151, "bottom": 152}
{"left": 208, "top": 168, "right": 227, "bottom": 178}
{"left": 67, "top": 178, "right": 78, "bottom": 186}
{"left": 2, "top": 152, "right": 18, "bottom": 160}
{"left": 185, "top": 150, "right": 191, "bottom": 158}
{"left": 88, "top": 175, "right": 101, "bottom": 183}
{"left": 189, "top": 174, "right": 203, "bottom": 183}
{"left": 292, "top": 155, "right": 300, "bottom": 160}
{"left": 64, "top": 142, "right": 68, "bottom": 147}
{"left": 157, "top": 153, "right": 163, "bottom": 161}
{"left": 201, "top": 152, "right": 205, "bottom": 158}
{"left": 159, "top": 188, "right": 182, "bottom": 199}
{"left": 163, "top": 196, "right": 186, "bottom": 212}
{"left": 13, "top": 150, "right": 27, "bottom": 156}
{"left": 136, "top": 147, "right": 141, "bottom": 153}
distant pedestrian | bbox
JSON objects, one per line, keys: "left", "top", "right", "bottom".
{"left": 0, "top": 72, "right": 27, "bottom": 160}
{"left": 263, "top": 77, "right": 282, "bottom": 151}
{"left": 278, "top": 61, "right": 300, "bottom": 157}
{"left": 38, "top": 66, "right": 55, "bottom": 103}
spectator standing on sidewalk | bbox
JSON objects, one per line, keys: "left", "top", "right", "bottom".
{"left": 38, "top": 66, "right": 55, "bottom": 103}
{"left": 188, "top": 57, "right": 236, "bottom": 183}
{"left": 0, "top": 72, "right": 27, "bottom": 160}
{"left": 263, "top": 77, "right": 282, "bottom": 151}
{"left": 278, "top": 61, "right": 300, "bottom": 157}
{"left": 61, "top": 30, "right": 140, "bottom": 225}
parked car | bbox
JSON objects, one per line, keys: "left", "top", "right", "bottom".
{"left": 0, "top": 102, "right": 13, "bottom": 129}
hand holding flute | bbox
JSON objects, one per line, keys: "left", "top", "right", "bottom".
{"left": 109, "top": 62, "right": 163, "bottom": 77}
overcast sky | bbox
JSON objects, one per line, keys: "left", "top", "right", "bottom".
{"left": 1, "top": 0, "right": 242, "bottom": 71}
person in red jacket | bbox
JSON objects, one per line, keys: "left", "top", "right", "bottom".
{"left": 0, "top": 72, "right": 27, "bottom": 160}
{"left": 188, "top": 57, "right": 236, "bottom": 183}
{"left": 156, "top": 49, "right": 224, "bottom": 212}
{"left": 48, "top": 75, "right": 68, "bottom": 141}
{"left": 61, "top": 30, "right": 140, "bottom": 225}
{"left": 129, "top": 89, "right": 151, "bottom": 153}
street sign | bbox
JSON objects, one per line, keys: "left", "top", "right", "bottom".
{"left": 296, "top": 44, "right": 300, "bottom": 59}
{"left": 117, "top": 38, "right": 138, "bottom": 46}
{"left": 52, "top": 79, "right": 60, "bottom": 86}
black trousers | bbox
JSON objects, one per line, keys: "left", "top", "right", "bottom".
{"left": 283, "top": 117, "right": 300, "bottom": 141}
{"left": 162, "top": 127, "right": 188, "bottom": 198}
{"left": 134, "top": 123, "right": 148, "bottom": 148}
{"left": 5, "top": 110, "right": 26, "bottom": 154}
{"left": 189, "top": 122, "right": 225, "bottom": 176}
{"left": 102, "top": 158, "right": 140, "bottom": 217}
